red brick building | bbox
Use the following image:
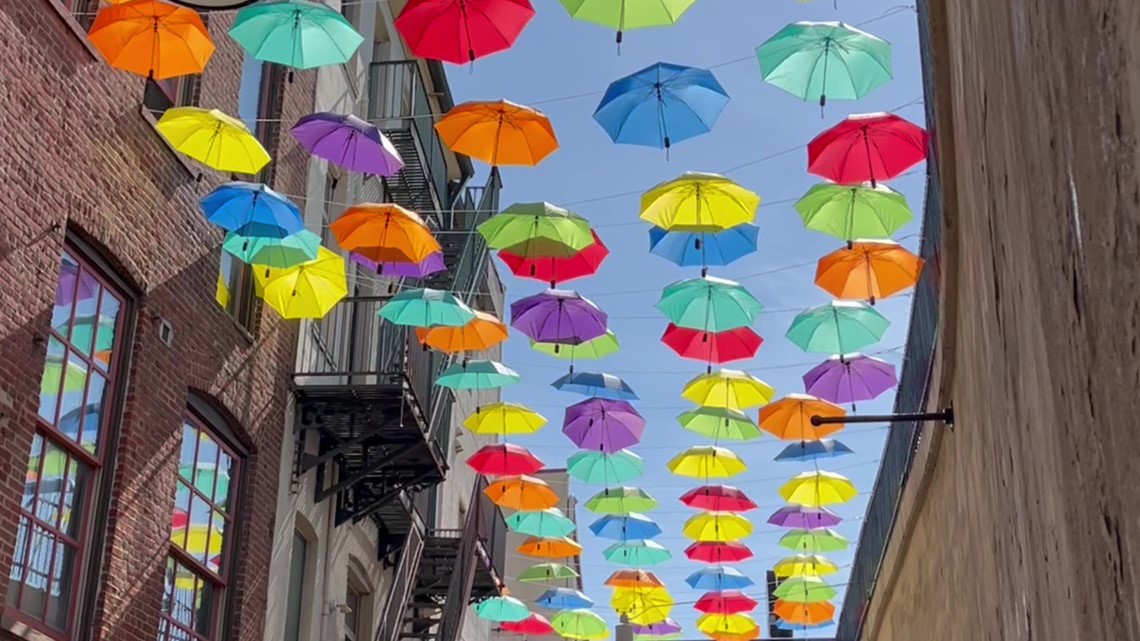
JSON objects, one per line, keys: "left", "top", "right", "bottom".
{"left": 0, "top": 2, "right": 315, "bottom": 641}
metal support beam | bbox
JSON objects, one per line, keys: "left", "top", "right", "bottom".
{"left": 811, "top": 407, "right": 954, "bottom": 428}
{"left": 315, "top": 442, "right": 423, "bottom": 502}
{"left": 352, "top": 467, "right": 442, "bottom": 523}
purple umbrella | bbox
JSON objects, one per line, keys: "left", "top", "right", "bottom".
{"left": 766, "top": 506, "right": 842, "bottom": 530}
{"left": 351, "top": 252, "right": 446, "bottom": 278}
{"left": 291, "top": 112, "right": 405, "bottom": 177}
{"left": 510, "top": 289, "right": 608, "bottom": 344}
{"left": 562, "top": 398, "right": 645, "bottom": 452}
{"left": 803, "top": 353, "right": 898, "bottom": 408}
{"left": 632, "top": 619, "right": 682, "bottom": 637}
{"left": 56, "top": 259, "right": 98, "bottom": 307}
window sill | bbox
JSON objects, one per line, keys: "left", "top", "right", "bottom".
{"left": 139, "top": 105, "right": 204, "bottom": 181}
{"left": 44, "top": 0, "right": 103, "bottom": 62}
{"left": 1, "top": 610, "right": 63, "bottom": 641}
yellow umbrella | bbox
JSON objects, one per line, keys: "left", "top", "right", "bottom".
{"left": 626, "top": 604, "right": 672, "bottom": 626}
{"left": 612, "top": 587, "right": 674, "bottom": 618}
{"left": 155, "top": 107, "right": 271, "bottom": 174}
{"left": 463, "top": 402, "right": 547, "bottom": 435}
{"left": 682, "top": 512, "right": 753, "bottom": 542}
{"left": 667, "top": 446, "right": 747, "bottom": 479}
{"left": 682, "top": 369, "right": 775, "bottom": 410}
{"left": 696, "top": 614, "right": 759, "bottom": 637}
{"left": 778, "top": 471, "right": 857, "bottom": 507}
{"left": 773, "top": 554, "right": 840, "bottom": 578}
{"left": 640, "top": 172, "right": 760, "bottom": 231}
{"left": 257, "top": 247, "right": 347, "bottom": 319}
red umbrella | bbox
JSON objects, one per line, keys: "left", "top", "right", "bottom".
{"left": 807, "top": 112, "right": 929, "bottom": 186}
{"left": 694, "top": 591, "right": 759, "bottom": 615}
{"left": 661, "top": 325, "right": 762, "bottom": 365}
{"left": 499, "top": 229, "right": 609, "bottom": 287}
{"left": 501, "top": 613, "right": 555, "bottom": 636}
{"left": 466, "top": 444, "right": 544, "bottom": 476}
{"left": 685, "top": 541, "right": 754, "bottom": 564}
{"left": 395, "top": 0, "right": 536, "bottom": 65}
{"left": 680, "top": 485, "right": 758, "bottom": 512}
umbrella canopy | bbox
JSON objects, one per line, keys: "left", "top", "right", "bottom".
{"left": 475, "top": 595, "right": 531, "bottom": 622}
{"left": 567, "top": 450, "right": 644, "bottom": 484}
{"left": 773, "top": 554, "right": 840, "bottom": 578}
{"left": 464, "top": 403, "right": 546, "bottom": 435}
{"left": 640, "top": 173, "right": 760, "bottom": 231}
{"left": 657, "top": 275, "right": 763, "bottom": 333}
{"left": 88, "top": 0, "right": 214, "bottom": 80}
{"left": 603, "top": 540, "right": 672, "bottom": 567}
{"left": 486, "top": 475, "right": 560, "bottom": 511}
{"left": 506, "top": 509, "right": 576, "bottom": 538}
{"left": 467, "top": 444, "right": 545, "bottom": 477}
{"left": 808, "top": 112, "right": 929, "bottom": 186}
{"left": 511, "top": 290, "right": 608, "bottom": 345}
{"left": 816, "top": 240, "right": 924, "bottom": 303}
{"left": 291, "top": 112, "right": 403, "bottom": 176}
{"left": 772, "top": 576, "right": 838, "bottom": 603}
{"left": 759, "top": 394, "right": 846, "bottom": 441}
{"left": 331, "top": 204, "right": 440, "bottom": 265}
{"left": 694, "top": 591, "right": 758, "bottom": 615}
{"left": 685, "top": 567, "right": 753, "bottom": 591}
{"left": 676, "top": 408, "right": 762, "bottom": 441}
{"left": 606, "top": 570, "right": 665, "bottom": 590}
{"left": 775, "top": 619, "right": 832, "bottom": 632}
{"left": 552, "top": 371, "right": 638, "bottom": 401}
{"left": 518, "top": 536, "right": 583, "bottom": 558}
{"left": 756, "top": 21, "right": 892, "bottom": 108}
{"left": 767, "top": 506, "right": 843, "bottom": 530}
{"left": 631, "top": 619, "right": 681, "bottom": 637}
{"left": 479, "top": 202, "right": 594, "bottom": 254}
{"left": 257, "top": 246, "right": 347, "bottom": 319}
{"left": 502, "top": 613, "right": 556, "bottom": 636}
{"left": 223, "top": 230, "right": 319, "bottom": 269}
{"left": 775, "top": 439, "right": 854, "bottom": 462}
{"left": 532, "top": 330, "right": 620, "bottom": 361}
{"left": 550, "top": 610, "right": 608, "bottom": 641}
{"left": 562, "top": 398, "right": 646, "bottom": 452}
{"left": 436, "top": 360, "right": 521, "bottom": 390}
{"left": 558, "top": 0, "right": 696, "bottom": 44}
{"left": 518, "top": 562, "right": 580, "bottom": 583}
{"left": 804, "top": 354, "right": 898, "bottom": 405}
{"left": 588, "top": 513, "right": 662, "bottom": 541}
{"left": 593, "top": 62, "right": 729, "bottom": 151}
{"left": 667, "top": 446, "right": 747, "bottom": 479}
{"left": 648, "top": 224, "right": 758, "bottom": 269}
{"left": 795, "top": 182, "right": 914, "bottom": 242}
{"left": 395, "top": 0, "right": 534, "bottom": 65}
{"left": 416, "top": 311, "right": 509, "bottom": 354}
{"left": 696, "top": 614, "right": 758, "bottom": 637}
{"left": 229, "top": 0, "right": 362, "bottom": 71}
{"left": 683, "top": 512, "right": 753, "bottom": 542}
{"left": 201, "top": 182, "right": 304, "bottom": 239}
{"left": 537, "top": 588, "right": 594, "bottom": 610}
{"left": 681, "top": 370, "right": 775, "bottom": 410}
{"left": 786, "top": 301, "right": 890, "bottom": 355}
{"left": 379, "top": 288, "right": 475, "bottom": 328}
{"left": 779, "top": 471, "right": 858, "bottom": 507}
{"left": 773, "top": 600, "right": 836, "bottom": 626}
{"left": 684, "top": 541, "right": 754, "bottom": 564}
{"left": 680, "top": 485, "right": 758, "bottom": 513}
{"left": 612, "top": 587, "right": 674, "bottom": 623}
{"left": 585, "top": 486, "right": 658, "bottom": 515}
{"left": 777, "top": 528, "right": 849, "bottom": 553}
{"left": 436, "top": 100, "right": 558, "bottom": 167}
{"left": 663, "top": 324, "right": 763, "bottom": 366}
{"left": 500, "top": 229, "right": 609, "bottom": 287}
{"left": 157, "top": 107, "right": 270, "bottom": 174}
{"left": 351, "top": 252, "right": 446, "bottom": 278}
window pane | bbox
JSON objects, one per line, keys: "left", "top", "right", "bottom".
{"left": 238, "top": 54, "right": 265, "bottom": 132}
{"left": 284, "top": 532, "right": 308, "bottom": 641}
{"left": 52, "top": 254, "right": 80, "bottom": 331}
{"left": 21, "top": 435, "right": 45, "bottom": 511}
{"left": 161, "top": 556, "right": 216, "bottom": 638}
{"left": 19, "top": 524, "right": 55, "bottom": 621}
{"left": 71, "top": 270, "right": 101, "bottom": 356}
{"left": 56, "top": 352, "right": 89, "bottom": 443}
{"left": 94, "top": 289, "right": 121, "bottom": 370}
{"left": 8, "top": 518, "right": 31, "bottom": 595}
{"left": 37, "top": 338, "right": 66, "bottom": 424}
{"left": 45, "top": 539, "right": 78, "bottom": 629}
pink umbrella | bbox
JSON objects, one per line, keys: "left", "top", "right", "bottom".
{"left": 802, "top": 353, "right": 897, "bottom": 409}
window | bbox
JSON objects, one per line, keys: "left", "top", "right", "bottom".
{"left": 60, "top": 0, "right": 97, "bottom": 30}
{"left": 143, "top": 76, "right": 201, "bottom": 116}
{"left": 7, "top": 248, "right": 129, "bottom": 637}
{"left": 344, "top": 583, "right": 364, "bottom": 641}
{"left": 157, "top": 416, "right": 241, "bottom": 641}
{"left": 283, "top": 531, "right": 308, "bottom": 641}
{"left": 341, "top": 0, "right": 359, "bottom": 32}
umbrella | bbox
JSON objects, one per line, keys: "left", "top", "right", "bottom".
{"left": 436, "top": 100, "right": 558, "bottom": 167}
{"left": 775, "top": 619, "right": 832, "bottom": 631}
{"left": 808, "top": 112, "right": 929, "bottom": 186}
{"left": 681, "top": 370, "right": 775, "bottom": 410}
{"left": 558, "top": 0, "right": 697, "bottom": 47}
{"left": 416, "top": 311, "right": 509, "bottom": 354}
{"left": 663, "top": 325, "right": 762, "bottom": 367}
{"left": 518, "top": 536, "right": 582, "bottom": 558}
{"left": 612, "top": 588, "right": 674, "bottom": 623}
{"left": 511, "top": 290, "right": 608, "bottom": 345}
{"left": 785, "top": 301, "right": 890, "bottom": 355}
{"left": 506, "top": 509, "right": 576, "bottom": 538}
{"left": 585, "top": 486, "right": 658, "bottom": 515}
{"left": 502, "top": 613, "right": 556, "bottom": 636}
{"left": 230, "top": 0, "right": 363, "bottom": 74}
{"left": 562, "top": 398, "right": 645, "bottom": 452}
{"left": 696, "top": 614, "right": 758, "bottom": 637}
{"left": 475, "top": 595, "right": 531, "bottom": 622}
{"left": 395, "top": 0, "right": 535, "bottom": 65}
{"left": 551, "top": 371, "right": 638, "bottom": 401}
{"left": 588, "top": 513, "right": 662, "bottom": 541}
{"left": 684, "top": 541, "right": 754, "bottom": 564}
{"left": 606, "top": 570, "right": 665, "bottom": 590}
{"left": 767, "top": 506, "right": 842, "bottom": 530}
{"left": 331, "top": 204, "right": 440, "bottom": 265}
{"left": 479, "top": 202, "right": 594, "bottom": 255}
{"left": 567, "top": 450, "right": 643, "bottom": 484}
{"left": 550, "top": 610, "right": 608, "bottom": 641}
{"left": 291, "top": 112, "right": 403, "bottom": 176}
{"left": 780, "top": 471, "right": 858, "bottom": 507}
{"left": 518, "top": 563, "right": 580, "bottom": 583}
{"left": 694, "top": 592, "right": 758, "bottom": 615}
{"left": 222, "top": 230, "right": 319, "bottom": 269}
{"left": 485, "top": 475, "right": 560, "bottom": 511}
{"left": 795, "top": 182, "right": 915, "bottom": 242}
{"left": 680, "top": 486, "right": 757, "bottom": 513}
{"left": 816, "top": 240, "right": 924, "bottom": 303}
{"left": 500, "top": 230, "right": 609, "bottom": 287}
{"left": 593, "top": 62, "right": 729, "bottom": 153}
{"left": 88, "top": 0, "right": 214, "bottom": 80}
{"left": 464, "top": 403, "right": 546, "bottom": 435}
{"left": 676, "top": 408, "right": 762, "bottom": 441}
{"left": 603, "top": 540, "right": 672, "bottom": 567}
{"left": 756, "top": 21, "right": 892, "bottom": 111}
{"left": 682, "top": 512, "right": 752, "bottom": 542}
{"left": 777, "top": 528, "right": 849, "bottom": 553}
{"left": 773, "top": 600, "right": 835, "bottom": 626}
{"left": 772, "top": 576, "right": 838, "bottom": 603}
{"left": 436, "top": 360, "right": 520, "bottom": 390}
{"left": 537, "top": 588, "right": 594, "bottom": 610}
{"left": 758, "top": 394, "right": 846, "bottom": 441}
{"left": 631, "top": 619, "right": 681, "bottom": 637}
{"left": 640, "top": 173, "right": 760, "bottom": 231}
{"left": 378, "top": 288, "right": 476, "bottom": 328}
{"left": 532, "top": 331, "right": 620, "bottom": 361}
{"left": 649, "top": 224, "right": 758, "bottom": 271}
{"left": 775, "top": 439, "right": 854, "bottom": 462}
{"left": 467, "top": 444, "right": 545, "bottom": 477}
{"left": 157, "top": 107, "right": 270, "bottom": 174}
{"left": 657, "top": 276, "right": 762, "bottom": 334}
{"left": 257, "top": 246, "right": 346, "bottom": 319}
{"left": 667, "top": 446, "right": 747, "bottom": 479}
{"left": 803, "top": 354, "right": 898, "bottom": 407}
{"left": 351, "top": 252, "right": 446, "bottom": 278}
{"left": 200, "top": 182, "right": 304, "bottom": 239}
{"left": 686, "top": 567, "right": 753, "bottom": 591}
{"left": 773, "top": 554, "right": 840, "bottom": 578}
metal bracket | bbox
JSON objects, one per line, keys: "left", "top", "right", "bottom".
{"left": 811, "top": 406, "right": 954, "bottom": 429}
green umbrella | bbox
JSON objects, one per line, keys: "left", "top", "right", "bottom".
{"left": 785, "top": 301, "right": 890, "bottom": 355}
{"left": 567, "top": 450, "right": 643, "bottom": 485}
{"left": 41, "top": 354, "right": 88, "bottom": 395}
{"left": 474, "top": 595, "right": 531, "bottom": 622}
{"left": 506, "top": 508, "right": 577, "bottom": 538}
{"left": 180, "top": 463, "right": 231, "bottom": 502}
{"left": 656, "top": 275, "right": 762, "bottom": 332}
{"left": 558, "top": 0, "right": 697, "bottom": 46}
{"left": 794, "top": 183, "right": 914, "bottom": 242}
{"left": 756, "top": 21, "right": 892, "bottom": 110}
{"left": 772, "top": 576, "right": 838, "bottom": 603}
{"left": 478, "top": 202, "right": 594, "bottom": 257}
{"left": 378, "top": 288, "right": 476, "bottom": 328}
{"left": 435, "top": 360, "right": 520, "bottom": 390}
{"left": 551, "top": 609, "right": 609, "bottom": 641}
{"left": 229, "top": 0, "right": 363, "bottom": 73}
{"left": 676, "top": 407, "right": 762, "bottom": 441}
{"left": 777, "top": 528, "right": 849, "bottom": 553}
{"left": 531, "top": 330, "right": 621, "bottom": 360}
{"left": 518, "top": 562, "right": 581, "bottom": 583}
{"left": 585, "top": 486, "right": 659, "bottom": 515}
{"left": 603, "top": 540, "right": 672, "bottom": 567}
{"left": 55, "top": 314, "right": 117, "bottom": 357}
{"left": 223, "top": 230, "right": 320, "bottom": 270}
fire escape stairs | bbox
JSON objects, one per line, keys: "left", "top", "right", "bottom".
{"left": 382, "top": 128, "right": 437, "bottom": 216}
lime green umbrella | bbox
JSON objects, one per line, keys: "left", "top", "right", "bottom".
{"left": 230, "top": 0, "right": 363, "bottom": 73}
{"left": 785, "top": 301, "right": 889, "bottom": 354}
{"left": 506, "top": 508, "right": 577, "bottom": 538}
{"left": 41, "top": 354, "right": 88, "bottom": 395}
{"left": 559, "top": 0, "right": 697, "bottom": 47}
{"left": 794, "top": 183, "right": 914, "bottom": 242}
{"left": 585, "top": 486, "right": 659, "bottom": 515}
{"left": 518, "top": 562, "right": 581, "bottom": 583}
{"left": 474, "top": 595, "right": 531, "bottom": 622}
{"left": 435, "top": 360, "right": 520, "bottom": 390}
{"left": 656, "top": 275, "right": 762, "bottom": 332}
{"left": 531, "top": 330, "right": 620, "bottom": 360}
{"left": 676, "top": 407, "right": 762, "bottom": 441}
{"left": 772, "top": 576, "right": 838, "bottom": 603}
{"left": 552, "top": 609, "right": 609, "bottom": 641}
{"left": 778, "top": 528, "right": 849, "bottom": 553}
{"left": 603, "top": 540, "right": 672, "bottom": 567}
{"left": 756, "top": 21, "right": 892, "bottom": 110}
{"left": 378, "top": 288, "right": 476, "bottom": 328}
{"left": 223, "top": 230, "right": 320, "bottom": 270}
{"left": 478, "top": 202, "right": 593, "bottom": 256}
{"left": 567, "top": 450, "right": 643, "bottom": 485}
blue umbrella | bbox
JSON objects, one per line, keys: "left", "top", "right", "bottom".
{"left": 685, "top": 567, "right": 754, "bottom": 591}
{"left": 774, "top": 439, "right": 854, "bottom": 462}
{"left": 593, "top": 62, "right": 730, "bottom": 155}
{"left": 588, "top": 513, "right": 662, "bottom": 541}
{"left": 200, "top": 181, "right": 304, "bottom": 239}
{"left": 551, "top": 371, "right": 638, "bottom": 401}
{"left": 648, "top": 224, "right": 759, "bottom": 273}
{"left": 776, "top": 620, "right": 833, "bottom": 631}
{"left": 536, "top": 588, "right": 594, "bottom": 610}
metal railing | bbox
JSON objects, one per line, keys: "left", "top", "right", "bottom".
{"left": 378, "top": 524, "right": 426, "bottom": 641}
{"left": 475, "top": 476, "right": 508, "bottom": 586}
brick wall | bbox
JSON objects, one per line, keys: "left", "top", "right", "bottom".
{"left": 0, "top": 2, "right": 315, "bottom": 641}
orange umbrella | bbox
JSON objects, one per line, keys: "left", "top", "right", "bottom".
{"left": 773, "top": 599, "right": 835, "bottom": 626}
{"left": 88, "top": 0, "right": 214, "bottom": 80}
{"left": 518, "top": 536, "right": 582, "bottom": 558}
{"left": 485, "top": 475, "right": 560, "bottom": 510}
{"left": 704, "top": 631, "right": 759, "bottom": 641}
{"left": 605, "top": 569, "right": 665, "bottom": 589}
{"left": 330, "top": 204, "right": 441, "bottom": 264}
{"left": 759, "top": 393, "right": 846, "bottom": 441}
{"left": 435, "top": 100, "right": 559, "bottom": 167}
{"left": 416, "top": 311, "right": 509, "bottom": 353}
{"left": 814, "top": 240, "right": 924, "bottom": 304}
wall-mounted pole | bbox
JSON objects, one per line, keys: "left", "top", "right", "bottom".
{"left": 810, "top": 407, "right": 954, "bottom": 428}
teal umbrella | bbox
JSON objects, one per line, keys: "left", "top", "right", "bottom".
{"left": 506, "top": 508, "right": 577, "bottom": 538}
{"left": 474, "top": 595, "right": 531, "bottom": 622}
{"left": 785, "top": 301, "right": 889, "bottom": 354}
{"left": 603, "top": 540, "right": 672, "bottom": 567}
{"left": 756, "top": 21, "right": 892, "bottom": 112}
{"left": 656, "top": 275, "right": 762, "bottom": 332}
{"left": 567, "top": 450, "right": 643, "bottom": 485}
{"left": 230, "top": 0, "right": 364, "bottom": 77}
{"left": 795, "top": 182, "right": 914, "bottom": 242}
{"left": 435, "top": 360, "right": 520, "bottom": 390}
{"left": 223, "top": 230, "right": 320, "bottom": 270}
{"left": 378, "top": 288, "right": 476, "bottom": 328}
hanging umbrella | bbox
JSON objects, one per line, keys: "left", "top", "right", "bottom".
{"left": 518, "top": 536, "right": 583, "bottom": 558}
{"left": 585, "top": 486, "right": 658, "bottom": 515}
{"left": 351, "top": 252, "right": 447, "bottom": 278}
{"left": 88, "top": 0, "right": 214, "bottom": 80}
{"left": 588, "top": 513, "right": 662, "bottom": 541}
{"left": 758, "top": 394, "right": 846, "bottom": 441}
{"left": 816, "top": 240, "right": 924, "bottom": 303}
{"left": 612, "top": 588, "right": 674, "bottom": 623}
{"left": 648, "top": 224, "right": 758, "bottom": 272}
{"left": 558, "top": 0, "right": 697, "bottom": 48}
{"left": 667, "top": 446, "right": 747, "bottom": 479}
{"left": 500, "top": 229, "right": 609, "bottom": 287}
{"left": 631, "top": 619, "right": 681, "bottom": 638}
{"left": 537, "top": 588, "right": 594, "bottom": 610}
{"left": 681, "top": 370, "right": 775, "bottom": 410}
{"left": 291, "top": 112, "right": 404, "bottom": 176}
{"left": 464, "top": 402, "right": 546, "bottom": 435}
{"left": 518, "top": 563, "right": 580, "bottom": 583}
{"left": 436, "top": 100, "right": 558, "bottom": 167}
{"left": 663, "top": 325, "right": 763, "bottom": 366}
{"left": 416, "top": 311, "right": 509, "bottom": 354}
{"left": 772, "top": 576, "right": 838, "bottom": 603}
{"left": 680, "top": 486, "right": 757, "bottom": 513}
{"left": 779, "top": 471, "right": 858, "bottom": 507}
{"left": 778, "top": 528, "right": 849, "bottom": 553}
{"left": 230, "top": 0, "right": 363, "bottom": 75}
{"left": 696, "top": 614, "right": 758, "bottom": 638}
{"left": 200, "top": 182, "right": 304, "bottom": 239}
{"left": 773, "top": 600, "right": 836, "bottom": 626}
{"left": 694, "top": 592, "right": 758, "bottom": 615}
{"left": 593, "top": 62, "right": 729, "bottom": 153}
{"left": 808, "top": 112, "right": 929, "bottom": 186}
{"left": 532, "top": 331, "right": 620, "bottom": 361}
{"left": 657, "top": 276, "right": 762, "bottom": 333}
{"left": 436, "top": 360, "right": 521, "bottom": 390}
{"left": 773, "top": 554, "right": 840, "bottom": 578}
{"left": 395, "top": 0, "right": 535, "bottom": 65}
{"left": 640, "top": 173, "right": 760, "bottom": 231}
{"left": 756, "top": 21, "right": 892, "bottom": 111}
{"left": 480, "top": 202, "right": 594, "bottom": 255}
{"left": 775, "top": 439, "right": 854, "bottom": 462}
{"left": 551, "top": 371, "right": 638, "bottom": 401}
{"left": 606, "top": 570, "right": 665, "bottom": 590}
{"left": 603, "top": 540, "right": 672, "bottom": 567}
{"left": 502, "top": 613, "right": 556, "bottom": 636}
{"left": 379, "top": 288, "right": 475, "bottom": 328}
{"left": 682, "top": 512, "right": 753, "bottom": 542}
{"left": 684, "top": 541, "right": 754, "bottom": 564}
{"left": 257, "top": 246, "right": 346, "bottom": 319}
{"left": 767, "top": 506, "right": 842, "bottom": 530}
{"left": 511, "top": 290, "right": 608, "bottom": 345}
{"left": 676, "top": 408, "right": 762, "bottom": 441}
{"left": 786, "top": 301, "right": 890, "bottom": 355}
{"left": 223, "top": 230, "right": 319, "bottom": 269}
{"left": 803, "top": 353, "right": 898, "bottom": 407}
{"left": 475, "top": 595, "right": 531, "bottom": 622}
{"left": 775, "top": 619, "right": 832, "bottom": 631}
{"left": 331, "top": 203, "right": 440, "bottom": 265}
{"left": 506, "top": 509, "right": 576, "bottom": 538}
{"left": 567, "top": 450, "right": 643, "bottom": 484}
{"left": 795, "top": 182, "right": 915, "bottom": 243}
{"left": 157, "top": 108, "right": 270, "bottom": 174}
{"left": 550, "top": 610, "right": 608, "bottom": 641}
{"left": 485, "top": 475, "right": 560, "bottom": 511}
{"left": 562, "top": 398, "right": 645, "bottom": 452}
{"left": 467, "top": 444, "right": 545, "bottom": 477}
{"left": 686, "top": 567, "right": 753, "bottom": 591}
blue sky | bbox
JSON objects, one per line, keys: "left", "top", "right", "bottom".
{"left": 447, "top": 2, "right": 926, "bottom": 637}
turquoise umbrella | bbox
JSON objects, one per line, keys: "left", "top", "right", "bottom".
{"left": 507, "top": 508, "right": 577, "bottom": 538}
{"left": 378, "top": 288, "right": 476, "bottom": 328}
{"left": 223, "top": 229, "right": 320, "bottom": 270}
{"left": 475, "top": 595, "right": 531, "bottom": 622}
{"left": 656, "top": 275, "right": 762, "bottom": 332}
{"left": 230, "top": 0, "right": 364, "bottom": 77}
{"left": 603, "top": 540, "right": 672, "bottom": 567}
{"left": 785, "top": 301, "right": 889, "bottom": 354}
{"left": 435, "top": 360, "right": 520, "bottom": 390}
{"left": 567, "top": 450, "right": 643, "bottom": 485}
